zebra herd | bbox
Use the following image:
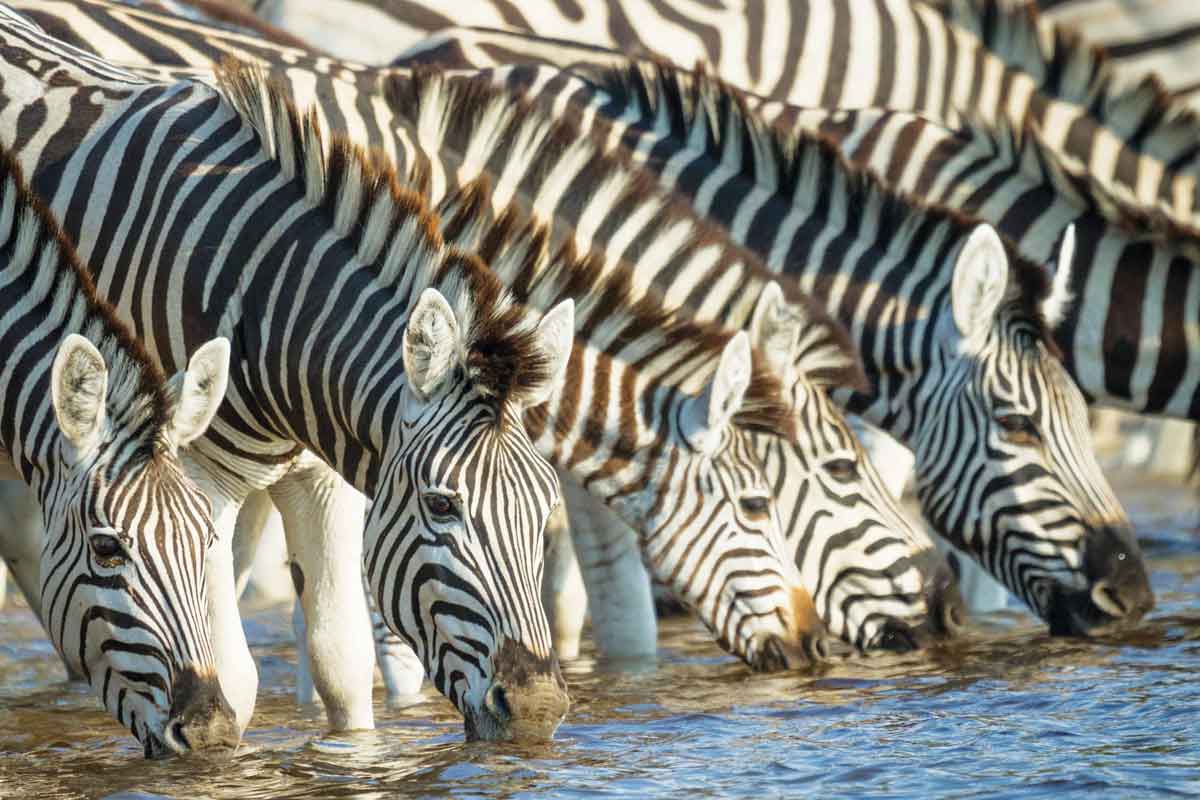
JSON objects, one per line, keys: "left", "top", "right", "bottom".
{"left": 0, "top": 0, "right": 1192, "bottom": 758}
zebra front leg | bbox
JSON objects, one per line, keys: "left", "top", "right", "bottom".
{"left": 542, "top": 500, "right": 588, "bottom": 659}
{"left": 232, "top": 489, "right": 274, "bottom": 599}
{"left": 560, "top": 473, "right": 657, "bottom": 659}
{"left": 183, "top": 458, "right": 259, "bottom": 735}
{"left": 269, "top": 454, "right": 375, "bottom": 731}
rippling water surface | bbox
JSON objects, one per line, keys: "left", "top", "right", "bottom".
{"left": 1, "top": 477, "right": 1198, "bottom": 798}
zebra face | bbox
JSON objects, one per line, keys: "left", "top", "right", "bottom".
{"left": 637, "top": 333, "right": 830, "bottom": 671}
{"left": 759, "top": 386, "right": 966, "bottom": 654}
{"left": 41, "top": 336, "right": 238, "bottom": 759}
{"left": 363, "top": 291, "right": 572, "bottom": 741}
{"left": 911, "top": 226, "right": 1152, "bottom": 636}
{"left": 750, "top": 282, "right": 966, "bottom": 653}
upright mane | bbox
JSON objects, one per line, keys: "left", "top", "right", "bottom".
{"left": 382, "top": 66, "right": 865, "bottom": 393}
{"left": 593, "top": 59, "right": 1062, "bottom": 349}
{"left": 0, "top": 146, "right": 172, "bottom": 432}
{"left": 438, "top": 177, "right": 801, "bottom": 442}
{"left": 937, "top": 0, "right": 1200, "bottom": 211}
{"left": 215, "top": 59, "right": 554, "bottom": 413}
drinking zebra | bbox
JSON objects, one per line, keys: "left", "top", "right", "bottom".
{"left": 0, "top": 144, "right": 238, "bottom": 757}
{"left": 6, "top": 0, "right": 969, "bottom": 660}
{"left": 0, "top": 8, "right": 579, "bottom": 740}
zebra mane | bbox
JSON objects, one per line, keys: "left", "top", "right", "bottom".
{"left": 940, "top": 0, "right": 1200, "bottom": 218}
{"left": 952, "top": 112, "right": 1200, "bottom": 263}
{"left": 595, "top": 59, "right": 1060, "bottom": 349}
{"left": 0, "top": 147, "right": 173, "bottom": 434}
{"left": 215, "top": 60, "right": 555, "bottom": 415}
{"left": 383, "top": 66, "right": 866, "bottom": 395}
{"left": 439, "top": 177, "right": 798, "bottom": 442}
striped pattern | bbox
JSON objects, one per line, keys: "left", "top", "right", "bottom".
{"left": 445, "top": 58, "right": 1153, "bottom": 633}
{"left": 17, "top": 1, "right": 970, "bottom": 652}
{"left": 0, "top": 13, "right": 573, "bottom": 740}
{"left": 0, "top": 145, "right": 235, "bottom": 758}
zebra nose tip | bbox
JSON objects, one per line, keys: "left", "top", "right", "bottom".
{"left": 471, "top": 638, "right": 570, "bottom": 741}
{"left": 164, "top": 667, "right": 241, "bottom": 755}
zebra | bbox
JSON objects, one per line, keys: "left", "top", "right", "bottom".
{"left": 0, "top": 143, "right": 239, "bottom": 757}
{"left": 379, "top": 59, "right": 1153, "bottom": 635}
{"left": 1037, "top": 0, "right": 1200, "bottom": 111}
{"left": 0, "top": 16, "right": 831, "bottom": 739}
{"left": 211, "top": 0, "right": 1200, "bottom": 216}
{"left": 0, "top": 9, "right": 580, "bottom": 741}
{"left": 7, "top": 0, "right": 970, "bottom": 659}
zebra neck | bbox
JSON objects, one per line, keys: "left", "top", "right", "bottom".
{"left": 0, "top": 195, "right": 165, "bottom": 485}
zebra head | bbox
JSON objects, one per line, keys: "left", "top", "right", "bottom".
{"left": 363, "top": 282, "right": 574, "bottom": 742}
{"left": 913, "top": 224, "right": 1152, "bottom": 635}
{"left": 749, "top": 283, "right": 966, "bottom": 653}
{"left": 626, "top": 329, "right": 830, "bottom": 672}
{"left": 41, "top": 335, "right": 238, "bottom": 759}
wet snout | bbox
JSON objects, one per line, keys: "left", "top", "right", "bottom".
{"left": 162, "top": 667, "right": 241, "bottom": 757}
{"left": 468, "top": 638, "right": 570, "bottom": 742}
{"left": 750, "top": 587, "right": 833, "bottom": 670}
{"left": 1048, "top": 525, "right": 1154, "bottom": 636}
{"left": 865, "top": 551, "right": 968, "bottom": 653}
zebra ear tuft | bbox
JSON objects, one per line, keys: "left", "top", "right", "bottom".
{"left": 681, "top": 331, "right": 752, "bottom": 453}
{"left": 403, "top": 288, "right": 461, "bottom": 403}
{"left": 51, "top": 334, "right": 109, "bottom": 459}
{"left": 1040, "top": 224, "right": 1075, "bottom": 329}
{"left": 167, "top": 338, "right": 231, "bottom": 448}
{"left": 949, "top": 224, "right": 1009, "bottom": 354}
{"left": 521, "top": 299, "right": 575, "bottom": 410}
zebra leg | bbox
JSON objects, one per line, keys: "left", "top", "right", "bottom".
{"left": 268, "top": 454, "right": 375, "bottom": 731}
{"left": 541, "top": 500, "right": 588, "bottom": 659}
{"left": 232, "top": 489, "right": 274, "bottom": 600}
{"left": 364, "top": 569, "right": 426, "bottom": 701}
{"left": 559, "top": 473, "right": 658, "bottom": 659}
{"left": 848, "top": 416, "right": 1010, "bottom": 614}
{"left": 182, "top": 457, "right": 260, "bottom": 735}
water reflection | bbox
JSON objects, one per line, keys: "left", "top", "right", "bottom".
{"left": 1, "top": 480, "right": 1198, "bottom": 798}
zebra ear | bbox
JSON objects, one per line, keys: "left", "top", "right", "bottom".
{"left": 403, "top": 288, "right": 460, "bottom": 403}
{"left": 681, "top": 331, "right": 752, "bottom": 453}
{"left": 749, "top": 281, "right": 800, "bottom": 383}
{"left": 949, "top": 224, "right": 1009, "bottom": 354}
{"left": 1040, "top": 224, "right": 1075, "bottom": 328}
{"left": 51, "top": 334, "right": 109, "bottom": 459}
{"left": 521, "top": 299, "right": 575, "bottom": 409}
{"left": 167, "top": 338, "right": 231, "bottom": 448}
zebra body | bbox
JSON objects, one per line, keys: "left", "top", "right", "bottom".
{"left": 1038, "top": 0, "right": 1200, "bottom": 110}
{"left": 14, "top": 1, "right": 969, "bottom": 656}
{"left": 0, "top": 12, "right": 580, "bottom": 740}
{"left": 0, "top": 144, "right": 238, "bottom": 757}
{"left": 405, "top": 57, "right": 1152, "bottom": 635}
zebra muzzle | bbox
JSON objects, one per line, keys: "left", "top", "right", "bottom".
{"left": 162, "top": 667, "right": 241, "bottom": 756}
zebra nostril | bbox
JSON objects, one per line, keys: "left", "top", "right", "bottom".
{"left": 805, "top": 633, "right": 832, "bottom": 662}
{"left": 486, "top": 684, "right": 512, "bottom": 722}
{"left": 171, "top": 721, "right": 191, "bottom": 752}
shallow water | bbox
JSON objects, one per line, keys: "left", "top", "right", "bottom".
{"left": 2, "top": 476, "right": 1198, "bottom": 799}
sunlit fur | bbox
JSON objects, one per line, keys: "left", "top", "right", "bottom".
{"left": 216, "top": 64, "right": 568, "bottom": 735}
{"left": 0, "top": 150, "right": 224, "bottom": 757}
{"left": 388, "top": 69, "right": 960, "bottom": 652}
{"left": 569, "top": 61, "right": 1147, "bottom": 631}
{"left": 438, "top": 187, "right": 824, "bottom": 669}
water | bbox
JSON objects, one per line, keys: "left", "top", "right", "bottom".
{"left": 2, "top": 477, "right": 1198, "bottom": 799}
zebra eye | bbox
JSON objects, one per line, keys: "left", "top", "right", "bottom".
{"left": 996, "top": 414, "right": 1040, "bottom": 445}
{"left": 423, "top": 492, "right": 459, "bottom": 520}
{"left": 824, "top": 458, "right": 858, "bottom": 482}
{"left": 738, "top": 495, "right": 771, "bottom": 519}
{"left": 89, "top": 532, "right": 127, "bottom": 567}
